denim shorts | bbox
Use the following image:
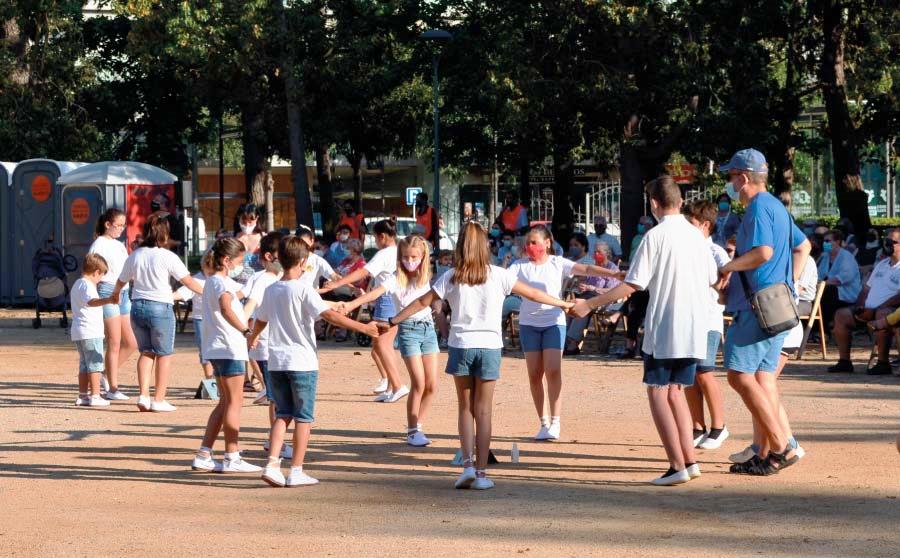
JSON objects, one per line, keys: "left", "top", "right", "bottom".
{"left": 446, "top": 347, "right": 501, "bottom": 380}
{"left": 372, "top": 293, "right": 397, "bottom": 321}
{"left": 210, "top": 359, "right": 246, "bottom": 378}
{"left": 724, "top": 311, "right": 789, "bottom": 374}
{"left": 519, "top": 324, "right": 566, "bottom": 352}
{"left": 98, "top": 282, "right": 131, "bottom": 319}
{"left": 193, "top": 318, "right": 209, "bottom": 365}
{"left": 642, "top": 352, "right": 698, "bottom": 387}
{"left": 130, "top": 298, "right": 176, "bottom": 356}
{"left": 256, "top": 360, "right": 273, "bottom": 400}
{"left": 395, "top": 320, "right": 439, "bottom": 357}
{"left": 75, "top": 338, "right": 105, "bottom": 373}
{"left": 269, "top": 370, "right": 318, "bottom": 422}
{"left": 697, "top": 330, "right": 722, "bottom": 373}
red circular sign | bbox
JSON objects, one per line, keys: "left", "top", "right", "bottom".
{"left": 71, "top": 198, "right": 90, "bottom": 225}
{"left": 31, "top": 175, "right": 51, "bottom": 203}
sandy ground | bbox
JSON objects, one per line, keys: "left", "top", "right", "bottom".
{"left": 1, "top": 309, "right": 899, "bottom": 558}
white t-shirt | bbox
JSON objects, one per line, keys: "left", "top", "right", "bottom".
{"left": 865, "top": 257, "right": 900, "bottom": 309}
{"left": 256, "top": 279, "right": 331, "bottom": 372}
{"left": 796, "top": 255, "right": 819, "bottom": 303}
{"left": 88, "top": 236, "right": 129, "bottom": 287}
{"left": 175, "top": 272, "right": 207, "bottom": 319}
{"left": 247, "top": 270, "right": 281, "bottom": 361}
{"left": 431, "top": 265, "right": 518, "bottom": 349}
{"left": 118, "top": 247, "right": 190, "bottom": 303}
{"left": 382, "top": 274, "right": 432, "bottom": 322}
{"left": 200, "top": 275, "right": 248, "bottom": 361}
{"left": 626, "top": 214, "right": 717, "bottom": 360}
{"left": 299, "top": 253, "right": 335, "bottom": 287}
{"left": 364, "top": 245, "right": 398, "bottom": 289}
{"left": 706, "top": 238, "right": 731, "bottom": 334}
{"left": 508, "top": 255, "right": 576, "bottom": 327}
{"left": 70, "top": 278, "right": 104, "bottom": 341}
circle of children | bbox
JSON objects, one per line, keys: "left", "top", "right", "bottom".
{"left": 68, "top": 148, "right": 900, "bottom": 490}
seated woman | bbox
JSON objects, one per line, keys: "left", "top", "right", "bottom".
{"left": 326, "top": 224, "right": 353, "bottom": 268}
{"left": 563, "top": 240, "right": 623, "bottom": 355}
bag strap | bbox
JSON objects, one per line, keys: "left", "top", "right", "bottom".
{"left": 736, "top": 199, "right": 795, "bottom": 300}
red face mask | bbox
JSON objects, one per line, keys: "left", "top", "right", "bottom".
{"left": 525, "top": 243, "right": 546, "bottom": 261}
{"left": 594, "top": 252, "right": 606, "bottom": 265}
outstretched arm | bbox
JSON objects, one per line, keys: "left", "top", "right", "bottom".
{"left": 339, "top": 285, "right": 387, "bottom": 315}
{"left": 511, "top": 281, "right": 574, "bottom": 310}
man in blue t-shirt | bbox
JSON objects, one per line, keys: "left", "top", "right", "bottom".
{"left": 717, "top": 149, "right": 811, "bottom": 477}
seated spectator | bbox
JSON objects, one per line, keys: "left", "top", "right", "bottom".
{"left": 563, "top": 242, "right": 622, "bottom": 355}
{"left": 818, "top": 229, "right": 862, "bottom": 329}
{"left": 857, "top": 228, "right": 881, "bottom": 266}
{"left": 498, "top": 232, "right": 517, "bottom": 264}
{"left": 330, "top": 239, "right": 367, "bottom": 342}
{"left": 588, "top": 215, "right": 623, "bottom": 262}
{"left": 629, "top": 216, "right": 654, "bottom": 262}
{"left": 326, "top": 224, "right": 352, "bottom": 267}
{"left": 829, "top": 229, "right": 900, "bottom": 375}
{"left": 797, "top": 241, "right": 821, "bottom": 317}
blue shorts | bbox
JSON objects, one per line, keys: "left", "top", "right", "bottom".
{"left": 256, "top": 360, "right": 273, "bottom": 400}
{"left": 210, "top": 359, "right": 246, "bottom": 378}
{"left": 446, "top": 347, "right": 501, "bottom": 381}
{"left": 724, "top": 311, "right": 789, "bottom": 374}
{"left": 519, "top": 324, "right": 566, "bottom": 352}
{"left": 697, "top": 330, "right": 721, "bottom": 373}
{"left": 98, "top": 282, "right": 131, "bottom": 319}
{"left": 642, "top": 352, "right": 698, "bottom": 387}
{"left": 75, "top": 338, "right": 105, "bottom": 373}
{"left": 193, "top": 318, "right": 209, "bottom": 365}
{"left": 395, "top": 320, "right": 439, "bottom": 357}
{"left": 372, "top": 293, "right": 397, "bottom": 322}
{"left": 269, "top": 370, "right": 318, "bottom": 422}
{"left": 130, "top": 299, "right": 176, "bottom": 356}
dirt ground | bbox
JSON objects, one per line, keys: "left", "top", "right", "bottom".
{"left": 1, "top": 309, "right": 898, "bottom": 558}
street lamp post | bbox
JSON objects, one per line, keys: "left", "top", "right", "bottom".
{"left": 421, "top": 29, "right": 453, "bottom": 220}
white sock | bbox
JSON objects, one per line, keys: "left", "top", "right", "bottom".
{"left": 540, "top": 416, "right": 550, "bottom": 427}
{"left": 290, "top": 465, "right": 303, "bottom": 473}
{"left": 407, "top": 427, "right": 417, "bottom": 434}
{"left": 550, "top": 416, "right": 560, "bottom": 425}
{"left": 198, "top": 446, "right": 212, "bottom": 457}
{"left": 267, "top": 456, "right": 280, "bottom": 466}
{"left": 224, "top": 451, "right": 240, "bottom": 461}
{"left": 78, "top": 392, "right": 88, "bottom": 398}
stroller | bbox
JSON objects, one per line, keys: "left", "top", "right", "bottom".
{"left": 31, "top": 242, "right": 78, "bottom": 329}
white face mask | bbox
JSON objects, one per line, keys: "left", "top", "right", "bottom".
{"left": 228, "top": 264, "right": 244, "bottom": 279}
{"left": 338, "top": 233, "right": 350, "bottom": 242}
{"left": 240, "top": 223, "right": 256, "bottom": 235}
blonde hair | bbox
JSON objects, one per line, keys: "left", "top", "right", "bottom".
{"left": 452, "top": 222, "right": 490, "bottom": 285}
{"left": 396, "top": 235, "right": 431, "bottom": 289}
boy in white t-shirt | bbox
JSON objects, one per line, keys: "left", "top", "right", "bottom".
{"left": 250, "top": 236, "right": 379, "bottom": 487}
{"left": 572, "top": 176, "right": 717, "bottom": 486}
{"left": 71, "top": 254, "right": 118, "bottom": 407}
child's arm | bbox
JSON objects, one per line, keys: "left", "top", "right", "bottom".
{"left": 219, "top": 292, "right": 248, "bottom": 332}
{"left": 247, "top": 319, "right": 268, "bottom": 349}
{"left": 320, "top": 267, "right": 371, "bottom": 293}
{"left": 570, "top": 282, "right": 637, "bottom": 318}
{"left": 320, "top": 309, "right": 380, "bottom": 338}
{"left": 511, "top": 281, "right": 575, "bottom": 310}
{"left": 86, "top": 295, "right": 116, "bottom": 307}
{"left": 389, "top": 289, "right": 438, "bottom": 326}
{"left": 339, "top": 285, "right": 386, "bottom": 315}
{"left": 571, "top": 263, "right": 627, "bottom": 280}
{"left": 180, "top": 274, "right": 204, "bottom": 295}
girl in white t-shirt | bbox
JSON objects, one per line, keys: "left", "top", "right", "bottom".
{"left": 509, "top": 225, "right": 624, "bottom": 441}
{"left": 112, "top": 214, "right": 203, "bottom": 412}
{"left": 192, "top": 237, "right": 261, "bottom": 474}
{"left": 339, "top": 235, "right": 437, "bottom": 446}
{"left": 388, "top": 222, "right": 573, "bottom": 490}
{"left": 320, "top": 219, "right": 407, "bottom": 402}
{"left": 89, "top": 208, "right": 137, "bottom": 401}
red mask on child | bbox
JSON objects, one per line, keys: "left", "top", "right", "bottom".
{"left": 525, "top": 244, "right": 546, "bottom": 261}
{"left": 594, "top": 252, "right": 606, "bottom": 265}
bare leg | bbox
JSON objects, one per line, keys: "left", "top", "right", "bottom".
{"left": 112, "top": 316, "right": 138, "bottom": 391}
{"left": 103, "top": 315, "right": 122, "bottom": 390}
{"left": 727, "top": 371, "right": 787, "bottom": 453}
{"left": 268, "top": 417, "right": 290, "bottom": 460}
{"left": 404, "top": 355, "right": 426, "bottom": 428}
{"left": 454, "top": 376, "right": 475, "bottom": 462}
{"left": 647, "top": 386, "right": 686, "bottom": 470}
{"left": 524, "top": 351, "right": 545, "bottom": 418}
{"left": 695, "top": 372, "right": 725, "bottom": 429}
{"left": 200, "top": 384, "right": 227, "bottom": 450}
{"left": 291, "top": 422, "right": 312, "bottom": 468}
{"left": 219, "top": 374, "right": 245, "bottom": 453}
{"left": 371, "top": 347, "right": 388, "bottom": 380}
{"left": 875, "top": 307, "right": 894, "bottom": 362}
{"left": 668, "top": 385, "right": 696, "bottom": 465}
{"left": 833, "top": 308, "right": 854, "bottom": 360}
{"left": 684, "top": 383, "right": 706, "bottom": 431}
{"left": 78, "top": 372, "right": 89, "bottom": 395}
{"left": 153, "top": 354, "right": 173, "bottom": 402}
{"left": 88, "top": 372, "right": 102, "bottom": 396}
{"left": 543, "top": 349, "right": 563, "bottom": 418}
{"left": 373, "top": 327, "right": 402, "bottom": 391}
{"left": 136, "top": 353, "right": 154, "bottom": 397}
{"left": 472, "top": 378, "right": 496, "bottom": 471}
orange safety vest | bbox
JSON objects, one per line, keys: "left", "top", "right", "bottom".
{"left": 339, "top": 213, "right": 365, "bottom": 240}
{"left": 500, "top": 205, "right": 525, "bottom": 233}
{"left": 416, "top": 206, "right": 434, "bottom": 239}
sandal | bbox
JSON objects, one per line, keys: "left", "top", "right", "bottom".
{"left": 748, "top": 445, "right": 800, "bottom": 476}
{"left": 729, "top": 455, "right": 763, "bottom": 474}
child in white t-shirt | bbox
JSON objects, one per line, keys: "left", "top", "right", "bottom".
{"left": 71, "top": 254, "right": 117, "bottom": 407}
{"left": 339, "top": 235, "right": 438, "bottom": 446}
{"left": 250, "top": 236, "right": 379, "bottom": 487}
{"left": 386, "top": 222, "right": 573, "bottom": 490}
{"left": 174, "top": 250, "right": 216, "bottom": 381}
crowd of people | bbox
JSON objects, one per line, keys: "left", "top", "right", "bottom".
{"left": 67, "top": 148, "right": 900, "bottom": 490}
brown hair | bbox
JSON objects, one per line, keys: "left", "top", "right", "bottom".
{"left": 279, "top": 235, "right": 309, "bottom": 270}
{"left": 396, "top": 235, "right": 432, "bottom": 289}
{"left": 826, "top": 229, "right": 844, "bottom": 243}
{"left": 82, "top": 253, "right": 108, "bottom": 275}
{"left": 210, "top": 237, "right": 245, "bottom": 271}
{"left": 452, "top": 222, "right": 491, "bottom": 285}
{"left": 140, "top": 213, "right": 171, "bottom": 248}
{"left": 645, "top": 175, "right": 682, "bottom": 210}
{"left": 259, "top": 231, "right": 284, "bottom": 259}
{"left": 526, "top": 224, "right": 554, "bottom": 245}
{"left": 373, "top": 217, "right": 397, "bottom": 238}
{"left": 95, "top": 208, "right": 125, "bottom": 238}
{"left": 200, "top": 248, "right": 215, "bottom": 274}
{"left": 684, "top": 200, "right": 718, "bottom": 230}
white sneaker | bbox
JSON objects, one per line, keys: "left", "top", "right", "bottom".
{"left": 547, "top": 422, "right": 560, "bottom": 440}
{"left": 136, "top": 396, "right": 152, "bottom": 412}
{"left": 372, "top": 378, "right": 389, "bottom": 393}
{"left": 698, "top": 426, "right": 730, "bottom": 450}
{"left": 374, "top": 391, "right": 392, "bottom": 402}
{"left": 472, "top": 476, "right": 494, "bottom": 490}
{"left": 262, "top": 463, "right": 286, "bottom": 487}
{"left": 104, "top": 390, "right": 130, "bottom": 401}
{"left": 650, "top": 469, "right": 690, "bottom": 486}
{"left": 100, "top": 375, "right": 110, "bottom": 393}
{"left": 221, "top": 456, "right": 262, "bottom": 473}
{"left": 686, "top": 463, "right": 701, "bottom": 479}
{"left": 74, "top": 395, "right": 90, "bottom": 406}
{"left": 793, "top": 445, "right": 806, "bottom": 459}
{"left": 534, "top": 425, "right": 551, "bottom": 440}
{"left": 407, "top": 430, "right": 431, "bottom": 447}
{"left": 693, "top": 430, "right": 708, "bottom": 447}
{"left": 191, "top": 454, "right": 222, "bottom": 472}
{"left": 286, "top": 468, "right": 318, "bottom": 487}
{"left": 385, "top": 385, "right": 410, "bottom": 403}
{"left": 729, "top": 445, "right": 756, "bottom": 463}
{"left": 455, "top": 466, "right": 477, "bottom": 489}
{"left": 88, "top": 395, "right": 111, "bottom": 407}
{"left": 253, "top": 389, "right": 268, "bottom": 405}
{"left": 149, "top": 400, "right": 177, "bottom": 412}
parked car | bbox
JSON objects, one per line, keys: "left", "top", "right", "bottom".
{"left": 364, "top": 217, "right": 454, "bottom": 251}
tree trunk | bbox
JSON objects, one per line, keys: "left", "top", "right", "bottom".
{"left": 2, "top": 17, "right": 29, "bottom": 85}
{"left": 241, "top": 102, "right": 267, "bottom": 199}
{"left": 550, "top": 146, "right": 575, "bottom": 246}
{"left": 772, "top": 0, "right": 803, "bottom": 197}
{"left": 316, "top": 144, "right": 336, "bottom": 242}
{"left": 618, "top": 144, "right": 645, "bottom": 260}
{"left": 349, "top": 151, "right": 363, "bottom": 212}
{"left": 819, "top": 0, "right": 870, "bottom": 239}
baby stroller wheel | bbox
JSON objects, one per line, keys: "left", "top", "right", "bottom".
{"left": 60, "top": 317, "right": 68, "bottom": 328}
{"left": 32, "top": 318, "right": 41, "bottom": 329}
{"left": 356, "top": 331, "right": 372, "bottom": 347}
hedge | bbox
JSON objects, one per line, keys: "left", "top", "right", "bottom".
{"left": 795, "top": 215, "right": 900, "bottom": 228}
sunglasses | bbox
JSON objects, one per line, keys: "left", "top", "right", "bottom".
{"left": 885, "top": 240, "right": 897, "bottom": 247}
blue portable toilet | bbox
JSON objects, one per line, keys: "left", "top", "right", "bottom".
{"left": 0, "top": 162, "right": 16, "bottom": 305}
{"left": 6, "top": 159, "right": 85, "bottom": 304}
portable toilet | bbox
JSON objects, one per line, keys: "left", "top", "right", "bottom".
{"left": 57, "top": 162, "right": 177, "bottom": 286}
{"left": 0, "top": 162, "right": 16, "bottom": 305}
{"left": 5, "top": 159, "right": 85, "bottom": 304}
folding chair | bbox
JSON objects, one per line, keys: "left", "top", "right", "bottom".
{"left": 796, "top": 281, "right": 827, "bottom": 360}
{"left": 506, "top": 310, "right": 521, "bottom": 349}
{"left": 592, "top": 303, "right": 627, "bottom": 354}
{"left": 174, "top": 300, "right": 191, "bottom": 334}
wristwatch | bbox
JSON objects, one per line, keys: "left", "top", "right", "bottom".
{"left": 243, "top": 328, "right": 252, "bottom": 337}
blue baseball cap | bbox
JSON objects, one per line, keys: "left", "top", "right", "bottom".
{"left": 718, "top": 148, "right": 769, "bottom": 173}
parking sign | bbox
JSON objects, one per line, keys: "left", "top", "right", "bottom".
{"left": 406, "top": 187, "right": 423, "bottom": 206}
